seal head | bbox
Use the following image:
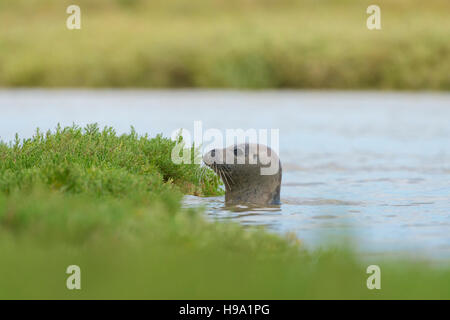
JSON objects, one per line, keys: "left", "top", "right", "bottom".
{"left": 203, "top": 143, "right": 282, "bottom": 206}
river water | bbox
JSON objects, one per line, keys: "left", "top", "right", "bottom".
{"left": 1, "top": 90, "right": 449, "bottom": 260}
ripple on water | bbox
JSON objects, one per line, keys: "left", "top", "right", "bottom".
{"left": 282, "top": 197, "right": 363, "bottom": 206}
{"left": 312, "top": 215, "right": 339, "bottom": 220}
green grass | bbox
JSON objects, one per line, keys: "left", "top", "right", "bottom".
{"left": 0, "top": 0, "right": 449, "bottom": 90}
{"left": 0, "top": 125, "right": 450, "bottom": 299}
{"left": 0, "top": 124, "right": 221, "bottom": 198}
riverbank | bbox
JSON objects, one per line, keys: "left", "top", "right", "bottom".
{"left": 1, "top": 0, "right": 449, "bottom": 90}
{"left": 1, "top": 125, "right": 449, "bottom": 299}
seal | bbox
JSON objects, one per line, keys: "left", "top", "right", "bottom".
{"left": 203, "top": 143, "right": 282, "bottom": 206}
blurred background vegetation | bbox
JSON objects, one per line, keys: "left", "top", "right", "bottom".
{"left": 1, "top": 0, "right": 450, "bottom": 298}
{"left": 0, "top": 0, "right": 449, "bottom": 89}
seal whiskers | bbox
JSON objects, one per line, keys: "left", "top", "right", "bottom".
{"left": 222, "top": 166, "right": 237, "bottom": 190}
{"left": 219, "top": 167, "right": 232, "bottom": 191}
{"left": 211, "top": 163, "right": 231, "bottom": 191}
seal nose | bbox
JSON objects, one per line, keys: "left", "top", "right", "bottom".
{"left": 203, "top": 149, "right": 216, "bottom": 166}
{"left": 210, "top": 149, "right": 217, "bottom": 165}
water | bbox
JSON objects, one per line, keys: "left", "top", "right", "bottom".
{"left": 1, "top": 90, "right": 449, "bottom": 259}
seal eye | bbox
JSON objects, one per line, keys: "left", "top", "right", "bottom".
{"left": 210, "top": 149, "right": 215, "bottom": 157}
{"left": 234, "top": 147, "right": 243, "bottom": 157}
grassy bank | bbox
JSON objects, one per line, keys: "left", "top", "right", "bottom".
{"left": 0, "top": 124, "right": 450, "bottom": 299}
{"left": 0, "top": 0, "right": 449, "bottom": 90}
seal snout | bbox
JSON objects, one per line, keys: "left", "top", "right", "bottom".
{"left": 208, "top": 149, "right": 217, "bottom": 165}
{"left": 203, "top": 148, "right": 218, "bottom": 167}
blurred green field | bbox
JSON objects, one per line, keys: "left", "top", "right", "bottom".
{"left": 1, "top": 125, "right": 450, "bottom": 299}
{"left": 0, "top": 0, "right": 449, "bottom": 89}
